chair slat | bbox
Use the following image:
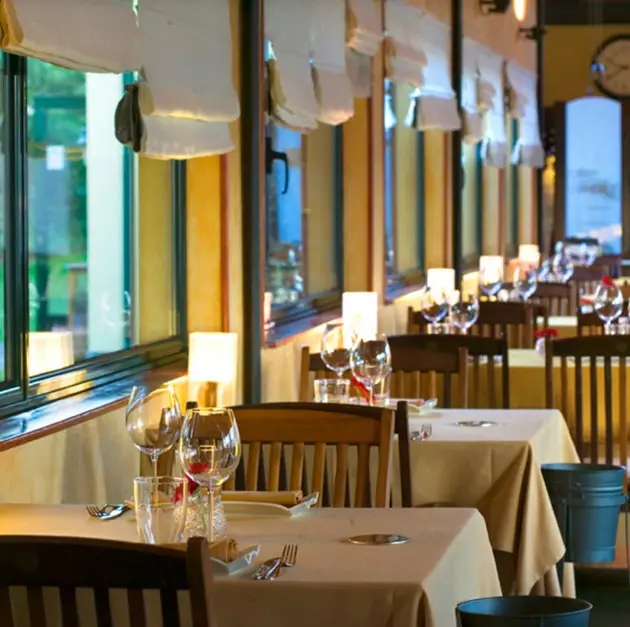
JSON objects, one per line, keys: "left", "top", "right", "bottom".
{"left": 27, "top": 586, "right": 46, "bottom": 627}
{"left": 604, "top": 357, "right": 613, "bottom": 464}
{"left": 246, "top": 443, "right": 261, "bottom": 491}
{"left": 267, "top": 442, "right": 283, "bottom": 491}
{"left": 127, "top": 589, "right": 147, "bottom": 627}
{"left": 620, "top": 357, "right": 628, "bottom": 467}
{"left": 0, "top": 587, "right": 14, "bottom": 627}
{"left": 93, "top": 587, "right": 112, "bottom": 627}
{"left": 355, "top": 443, "right": 370, "bottom": 508}
{"left": 289, "top": 443, "right": 305, "bottom": 491}
{"left": 311, "top": 442, "right": 327, "bottom": 500}
{"left": 589, "top": 356, "right": 598, "bottom": 463}
{"left": 333, "top": 443, "right": 349, "bottom": 507}
{"left": 161, "top": 587, "right": 180, "bottom": 627}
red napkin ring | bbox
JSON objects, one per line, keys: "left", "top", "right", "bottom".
{"left": 602, "top": 276, "right": 615, "bottom": 287}
{"left": 350, "top": 376, "right": 370, "bottom": 400}
{"left": 534, "top": 329, "right": 558, "bottom": 339}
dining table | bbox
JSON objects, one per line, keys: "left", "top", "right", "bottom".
{"left": 0, "top": 504, "right": 501, "bottom": 627}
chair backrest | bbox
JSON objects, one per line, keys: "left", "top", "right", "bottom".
{"left": 545, "top": 335, "right": 630, "bottom": 466}
{"left": 387, "top": 335, "right": 468, "bottom": 408}
{"left": 474, "top": 301, "right": 537, "bottom": 348}
{"left": 392, "top": 334, "right": 509, "bottom": 408}
{"left": 533, "top": 281, "right": 572, "bottom": 316}
{"left": 577, "top": 303, "right": 630, "bottom": 336}
{"left": 228, "top": 402, "right": 394, "bottom": 507}
{"left": 0, "top": 536, "right": 215, "bottom": 627}
{"left": 570, "top": 266, "right": 605, "bottom": 311}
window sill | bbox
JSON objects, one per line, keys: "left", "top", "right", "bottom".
{"left": 264, "top": 308, "right": 341, "bottom": 348}
{"left": 0, "top": 362, "right": 187, "bottom": 453}
{"left": 384, "top": 282, "right": 425, "bottom": 305}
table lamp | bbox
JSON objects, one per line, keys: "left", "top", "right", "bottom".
{"left": 479, "top": 256, "right": 504, "bottom": 282}
{"left": 188, "top": 332, "right": 238, "bottom": 407}
{"left": 427, "top": 268, "right": 455, "bottom": 298}
{"left": 342, "top": 292, "right": 378, "bottom": 339}
{"left": 518, "top": 245, "right": 540, "bottom": 267}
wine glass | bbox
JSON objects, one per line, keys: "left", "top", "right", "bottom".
{"left": 350, "top": 334, "right": 391, "bottom": 406}
{"left": 126, "top": 385, "right": 182, "bottom": 476}
{"left": 537, "top": 258, "right": 552, "bottom": 283}
{"left": 450, "top": 292, "right": 479, "bottom": 334}
{"left": 320, "top": 322, "right": 355, "bottom": 378}
{"left": 513, "top": 266, "right": 538, "bottom": 301}
{"left": 420, "top": 287, "right": 449, "bottom": 333}
{"left": 479, "top": 267, "right": 503, "bottom": 299}
{"left": 594, "top": 282, "right": 623, "bottom": 334}
{"left": 552, "top": 252, "right": 574, "bottom": 283}
{"left": 179, "top": 407, "right": 241, "bottom": 542}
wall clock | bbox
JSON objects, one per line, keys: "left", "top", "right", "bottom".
{"left": 592, "top": 34, "right": 630, "bottom": 100}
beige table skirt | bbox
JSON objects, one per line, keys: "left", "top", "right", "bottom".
{"left": 392, "top": 409, "right": 579, "bottom": 596}
{"left": 0, "top": 505, "right": 500, "bottom": 627}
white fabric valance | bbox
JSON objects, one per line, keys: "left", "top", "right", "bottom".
{"left": 477, "top": 44, "right": 507, "bottom": 168}
{"left": 505, "top": 61, "right": 528, "bottom": 119}
{"left": 0, "top": 0, "right": 140, "bottom": 73}
{"left": 509, "top": 66, "right": 545, "bottom": 168}
{"left": 384, "top": 0, "right": 427, "bottom": 88}
{"left": 137, "top": 0, "right": 239, "bottom": 124}
{"left": 346, "top": 0, "right": 382, "bottom": 57}
{"left": 310, "top": 0, "right": 354, "bottom": 125}
{"left": 462, "top": 38, "right": 483, "bottom": 144}
{"left": 405, "top": 15, "right": 460, "bottom": 132}
{"left": 266, "top": 0, "right": 319, "bottom": 132}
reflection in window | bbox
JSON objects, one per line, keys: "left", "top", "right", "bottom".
{"left": 26, "top": 59, "right": 174, "bottom": 376}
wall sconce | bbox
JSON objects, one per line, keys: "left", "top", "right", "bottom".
{"left": 479, "top": 0, "right": 511, "bottom": 15}
{"left": 188, "top": 332, "right": 238, "bottom": 407}
{"left": 342, "top": 292, "right": 378, "bottom": 340}
{"left": 513, "top": 0, "right": 527, "bottom": 22}
{"left": 518, "top": 245, "right": 540, "bottom": 267}
{"left": 427, "top": 268, "right": 456, "bottom": 298}
{"left": 479, "top": 256, "right": 504, "bottom": 282}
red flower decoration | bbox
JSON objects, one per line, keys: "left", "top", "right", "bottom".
{"left": 602, "top": 276, "right": 615, "bottom": 288}
{"left": 534, "top": 329, "right": 558, "bottom": 339}
{"left": 350, "top": 376, "right": 370, "bottom": 400}
{"left": 174, "top": 462, "right": 210, "bottom": 502}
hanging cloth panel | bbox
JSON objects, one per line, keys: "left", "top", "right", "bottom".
{"left": 0, "top": 0, "right": 140, "bottom": 72}
{"left": 266, "top": 0, "right": 319, "bottom": 132}
{"left": 462, "top": 38, "right": 482, "bottom": 144}
{"left": 384, "top": 0, "right": 427, "bottom": 88}
{"left": 510, "top": 66, "right": 545, "bottom": 168}
{"left": 505, "top": 61, "right": 528, "bottom": 119}
{"left": 477, "top": 45, "right": 506, "bottom": 168}
{"left": 310, "top": 0, "right": 354, "bottom": 125}
{"left": 405, "top": 15, "right": 461, "bottom": 132}
{"left": 137, "top": 0, "right": 239, "bottom": 123}
{"left": 345, "top": 0, "right": 383, "bottom": 98}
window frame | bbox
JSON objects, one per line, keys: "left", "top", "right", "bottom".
{"left": 0, "top": 53, "right": 187, "bottom": 419}
{"left": 508, "top": 117, "right": 520, "bottom": 258}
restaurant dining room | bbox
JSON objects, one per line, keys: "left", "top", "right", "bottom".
{"left": 1, "top": 0, "right": 630, "bottom": 625}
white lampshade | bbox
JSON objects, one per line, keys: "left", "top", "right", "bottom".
{"left": 188, "top": 332, "right": 238, "bottom": 384}
{"left": 518, "top": 245, "right": 540, "bottom": 266}
{"left": 427, "top": 268, "right": 455, "bottom": 297}
{"left": 28, "top": 331, "right": 74, "bottom": 376}
{"left": 342, "top": 292, "right": 378, "bottom": 339}
{"left": 479, "top": 256, "right": 504, "bottom": 282}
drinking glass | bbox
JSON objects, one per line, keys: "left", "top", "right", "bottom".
{"left": 450, "top": 292, "right": 479, "bottom": 334}
{"left": 420, "top": 288, "right": 449, "bottom": 333}
{"left": 594, "top": 283, "right": 623, "bottom": 334}
{"left": 133, "top": 476, "right": 188, "bottom": 544}
{"left": 313, "top": 378, "right": 351, "bottom": 403}
{"left": 179, "top": 407, "right": 241, "bottom": 542}
{"left": 479, "top": 267, "right": 503, "bottom": 299}
{"left": 320, "top": 322, "right": 355, "bottom": 378}
{"left": 537, "top": 258, "right": 552, "bottom": 282}
{"left": 552, "top": 253, "right": 574, "bottom": 283}
{"left": 126, "top": 385, "right": 182, "bottom": 476}
{"left": 513, "top": 266, "right": 538, "bottom": 301}
{"left": 372, "top": 365, "right": 392, "bottom": 405}
{"left": 350, "top": 334, "right": 391, "bottom": 406}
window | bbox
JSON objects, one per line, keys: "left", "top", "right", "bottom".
{"left": 384, "top": 81, "right": 425, "bottom": 292}
{"left": 460, "top": 141, "right": 482, "bottom": 270}
{"left": 0, "top": 54, "right": 185, "bottom": 414}
{"left": 504, "top": 118, "right": 519, "bottom": 258}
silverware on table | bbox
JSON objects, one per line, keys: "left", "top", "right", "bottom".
{"left": 252, "top": 544, "right": 299, "bottom": 581}
{"left": 410, "top": 423, "right": 432, "bottom": 441}
{"left": 86, "top": 504, "right": 130, "bottom": 520}
{"left": 280, "top": 543, "right": 298, "bottom": 569}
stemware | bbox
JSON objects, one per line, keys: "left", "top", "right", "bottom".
{"left": 479, "top": 267, "right": 503, "bottom": 299}
{"left": 179, "top": 407, "right": 242, "bottom": 543}
{"left": 320, "top": 322, "right": 355, "bottom": 378}
{"left": 126, "top": 385, "right": 182, "bottom": 476}
{"left": 450, "top": 292, "right": 479, "bottom": 334}
{"left": 594, "top": 282, "right": 623, "bottom": 334}
{"left": 552, "top": 252, "right": 574, "bottom": 283}
{"left": 537, "top": 258, "right": 552, "bottom": 283}
{"left": 420, "top": 287, "right": 449, "bottom": 333}
{"left": 513, "top": 266, "right": 538, "bottom": 301}
{"left": 350, "top": 334, "right": 391, "bottom": 406}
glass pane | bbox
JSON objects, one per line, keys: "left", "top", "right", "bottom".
{"left": 461, "top": 142, "right": 478, "bottom": 257}
{"left": 26, "top": 60, "right": 174, "bottom": 377}
{"left": 565, "top": 96, "right": 622, "bottom": 254}
{"left": 0, "top": 54, "right": 4, "bottom": 381}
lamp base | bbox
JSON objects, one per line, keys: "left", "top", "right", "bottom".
{"left": 196, "top": 381, "right": 219, "bottom": 408}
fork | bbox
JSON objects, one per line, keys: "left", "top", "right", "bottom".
{"left": 280, "top": 544, "right": 298, "bottom": 570}
{"left": 86, "top": 504, "right": 130, "bottom": 520}
{"left": 410, "top": 423, "right": 432, "bottom": 441}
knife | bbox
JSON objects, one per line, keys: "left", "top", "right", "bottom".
{"left": 252, "top": 557, "right": 282, "bottom": 580}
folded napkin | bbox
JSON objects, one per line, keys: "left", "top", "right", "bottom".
{"left": 209, "top": 537, "right": 239, "bottom": 563}
{"left": 0, "top": 0, "right": 140, "bottom": 73}
{"left": 222, "top": 491, "right": 304, "bottom": 507}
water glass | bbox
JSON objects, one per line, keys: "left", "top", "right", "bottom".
{"left": 513, "top": 266, "right": 538, "bottom": 301}
{"left": 313, "top": 378, "right": 351, "bottom": 403}
{"left": 594, "top": 283, "right": 623, "bottom": 332}
{"left": 420, "top": 288, "right": 449, "bottom": 333}
{"left": 479, "top": 267, "right": 502, "bottom": 299}
{"left": 133, "top": 476, "right": 188, "bottom": 544}
{"left": 350, "top": 334, "right": 391, "bottom": 406}
{"left": 372, "top": 368, "right": 391, "bottom": 405}
{"left": 450, "top": 292, "right": 479, "bottom": 334}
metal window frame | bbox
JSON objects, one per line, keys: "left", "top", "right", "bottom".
{"left": 0, "top": 53, "right": 187, "bottom": 419}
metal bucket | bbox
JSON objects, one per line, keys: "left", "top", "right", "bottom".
{"left": 456, "top": 596, "right": 592, "bottom": 627}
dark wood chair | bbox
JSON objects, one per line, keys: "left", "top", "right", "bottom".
{"left": 532, "top": 281, "right": 572, "bottom": 316}
{"left": 474, "top": 300, "right": 537, "bottom": 348}
{"left": 387, "top": 335, "right": 468, "bottom": 408}
{"left": 545, "top": 335, "right": 630, "bottom": 467}
{"left": 227, "top": 402, "right": 394, "bottom": 507}
{"left": 389, "top": 334, "right": 509, "bottom": 408}
{"left": 577, "top": 304, "right": 630, "bottom": 336}
{"left": 0, "top": 536, "right": 215, "bottom": 627}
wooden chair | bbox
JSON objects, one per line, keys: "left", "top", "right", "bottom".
{"left": 227, "top": 402, "right": 394, "bottom": 507}
{"left": 577, "top": 304, "right": 630, "bottom": 336}
{"left": 532, "top": 281, "right": 572, "bottom": 316}
{"left": 474, "top": 301, "right": 537, "bottom": 348}
{"left": 387, "top": 335, "right": 468, "bottom": 408}
{"left": 570, "top": 266, "right": 605, "bottom": 311}
{"left": 0, "top": 536, "right": 215, "bottom": 627}
{"left": 545, "top": 335, "right": 630, "bottom": 467}
{"left": 389, "top": 334, "right": 509, "bottom": 408}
